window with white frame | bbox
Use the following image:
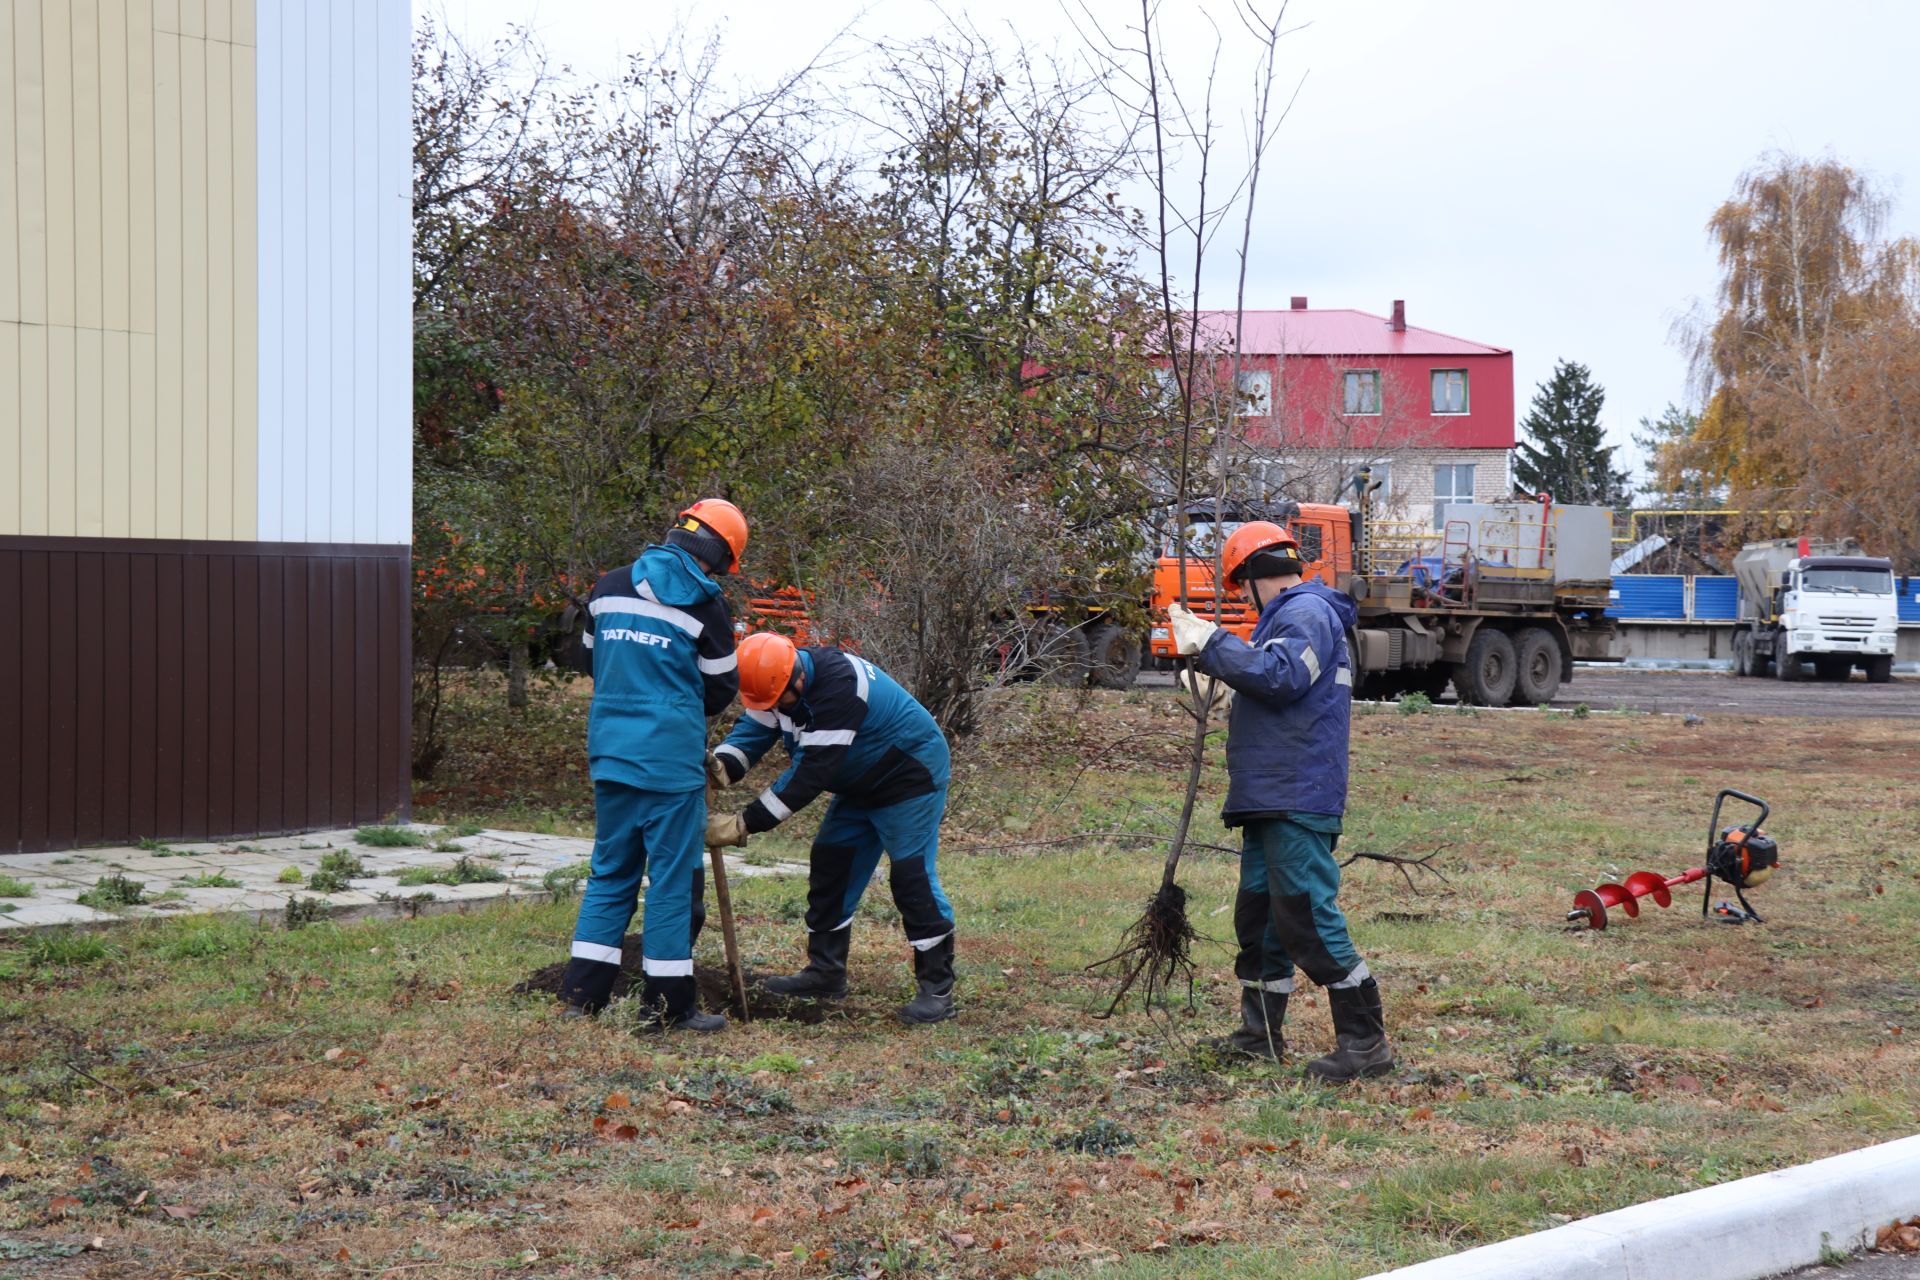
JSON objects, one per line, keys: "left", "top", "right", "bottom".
{"left": 1235, "top": 369, "right": 1272, "bottom": 417}
{"left": 1431, "top": 368, "right": 1468, "bottom": 414}
{"left": 1152, "top": 366, "right": 1180, "bottom": 408}
{"left": 1342, "top": 369, "right": 1381, "bottom": 415}
{"left": 1432, "top": 463, "right": 1475, "bottom": 528}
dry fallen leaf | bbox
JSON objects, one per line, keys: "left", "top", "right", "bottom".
{"left": 161, "top": 1204, "right": 197, "bottom": 1220}
{"left": 334, "top": 1247, "right": 350, "bottom": 1261}
{"left": 1409, "top": 1106, "right": 1434, "bottom": 1122}
{"left": 750, "top": 1205, "right": 777, "bottom": 1223}
{"left": 48, "top": 1195, "right": 81, "bottom": 1216}
{"left": 665, "top": 1219, "right": 700, "bottom": 1230}
{"left": 323, "top": 1047, "right": 345, "bottom": 1062}
{"left": 1562, "top": 1144, "right": 1588, "bottom": 1168}
{"left": 611, "top": 1124, "right": 639, "bottom": 1141}
{"left": 605, "top": 1091, "right": 631, "bottom": 1110}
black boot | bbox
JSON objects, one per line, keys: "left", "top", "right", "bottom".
{"left": 1202, "top": 987, "right": 1288, "bottom": 1061}
{"left": 1305, "top": 977, "right": 1393, "bottom": 1082}
{"left": 898, "top": 934, "right": 956, "bottom": 1025}
{"left": 761, "top": 930, "right": 851, "bottom": 1000}
{"left": 558, "top": 954, "right": 621, "bottom": 1017}
{"left": 641, "top": 976, "right": 727, "bottom": 1033}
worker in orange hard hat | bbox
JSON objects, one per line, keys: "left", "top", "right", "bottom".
{"left": 556, "top": 498, "right": 748, "bottom": 1032}
{"left": 704, "top": 632, "right": 958, "bottom": 1025}
{"left": 1166, "top": 518, "right": 1391, "bottom": 1081}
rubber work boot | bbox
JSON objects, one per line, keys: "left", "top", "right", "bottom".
{"left": 761, "top": 930, "right": 851, "bottom": 1000}
{"left": 898, "top": 934, "right": 957, "bottom": 1025}
{"left": 1305, "top": 978, "right": 1393, "bottom": 1082}
{"left": 1202, "top": 988, "right": 1288, "bottom": 1061}
{"left": 640, "top": 977, "right": 727, "bottom": 1034}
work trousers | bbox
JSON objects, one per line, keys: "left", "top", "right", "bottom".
{"left": 1233, "top": 813, "right": 1369, "bottom": 995}
{"left": 560, "top": 780, "right": 707, "bottom": 1012}
{"left": 804, "top": 788, "right": 954, "bottom": 952}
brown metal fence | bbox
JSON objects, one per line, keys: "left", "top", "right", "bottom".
{"left": 0, "top": 536, "right": 410, "bottom": 854}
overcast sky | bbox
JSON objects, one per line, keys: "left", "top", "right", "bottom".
{"left": 430, "top": 0, "right": 1920, "bottom": 481}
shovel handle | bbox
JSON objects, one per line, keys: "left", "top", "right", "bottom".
{"left": 707, "top": 843, "right": 751, "bottom": 1024}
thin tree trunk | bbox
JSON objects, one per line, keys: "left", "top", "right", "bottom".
{"left": 508, "top": 637, "right": 530, "bottom": 710}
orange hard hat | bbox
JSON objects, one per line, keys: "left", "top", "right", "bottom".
{"left": 737, "top": 632, "right": 799, "bottom": 711}
{"left": 1220, "top": 521, "right": 1301, "bottom": 595}
{"left": 677, "top": 498, "right": 749, "bottom": 574}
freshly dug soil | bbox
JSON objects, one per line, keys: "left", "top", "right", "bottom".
{"left": 513, "top": 934, "right": 834, "bottom": 1024}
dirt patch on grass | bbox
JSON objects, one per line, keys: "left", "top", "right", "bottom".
{"left": 512, "top": 933, "right": 836, "bottom": 1025}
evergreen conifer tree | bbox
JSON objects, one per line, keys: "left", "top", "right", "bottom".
{"left": 1512, "top": 359, "right": 1631, "bottom": 506}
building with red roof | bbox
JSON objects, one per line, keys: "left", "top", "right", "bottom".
{"left": 1179, "top": 299, "right": 1515, "bottom": 528}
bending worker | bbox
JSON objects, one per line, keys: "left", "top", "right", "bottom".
{"left": 556, "top": 499, "right": 748, "bottom": 1032}
{"left": 705, "top": 634, "right": 957, "bottom": 1025}
{"left": 1166, "top": 522, "right": 1393, "bottom": 1081}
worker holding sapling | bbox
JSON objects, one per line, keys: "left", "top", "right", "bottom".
{"left": 1166, "top": 522, "right": 1392, "bottom": 1080}
{"left": 705, "top": 634, "right": 958, "bottom": 1025}
{"left": 554, "top": 499, "right": 748, "bottom": 1033}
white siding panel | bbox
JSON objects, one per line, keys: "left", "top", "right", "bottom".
{"left": 252, "top": 0, "right": 281, "bottom": 537}
{"left": 325, "top": 0, "right": 352, "bottom": 541}
{"left": 375, "top": 0, "right": 410, "bottom": 543}
{"left": 253, "top": 0, "right": 408, "bottom": 547}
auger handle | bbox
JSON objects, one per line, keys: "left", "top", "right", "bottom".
{"left": 1708, "top": 789, "right": 1768, "bottom": 849}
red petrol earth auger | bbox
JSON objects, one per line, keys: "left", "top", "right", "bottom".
{"left": 1567, "top": 790, "right": 1781, "bottom": 930}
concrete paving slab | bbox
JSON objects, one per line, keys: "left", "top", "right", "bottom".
{"left": 6, "top": 902, "right": 123, "bottom": 927}
{"left": 1, "top": 825, "right": 796, "bottom": 934}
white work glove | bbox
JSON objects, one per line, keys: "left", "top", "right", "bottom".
{"left": 705, "top": 751, "right": 733, "bottom": 791}
{"left": 705, "top": 812, "right": 749, "bottom": 849}
{"left": 1175, "top": 667, "right": 1234, "bottom": 717}
{"left": 1166, "top": 602, "right": 1220, "bottom": 656}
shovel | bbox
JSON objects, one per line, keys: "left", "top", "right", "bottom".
{"left": 705, "top": 778, "right": 753, "bottom": 1023}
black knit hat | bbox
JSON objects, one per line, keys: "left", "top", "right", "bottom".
{"left": 666, "top": 521, "right": 731, "bottom": 574}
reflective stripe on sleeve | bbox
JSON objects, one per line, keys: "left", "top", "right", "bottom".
{"left": 1335, "top": 668, "right": 1353, "bottom": 687}
{"left": 571, "top": 940, "right": 621, "bottom": 965}
{"left": 758, "top": 789, "right": 792, "bottom": 822}
{"left": 641, "top": 956, "right": 694, "bottom": 977}
{"left": 699, "top": 651, "right": 738, "bottom": 674}
{"left": 745, "top": 709, "right": 778, "bottom": 727}
{"left": 1300, "top": 642, "right": 1322, "bottom": 682}
{"left": 1240, "top": 976, "right": 1295, "bottom": 994}
{"left": 715, "top": 744, "right": 749, "bottom": 770}
{"left": 908, "top": 930, "right": 953, "bottom": 951}
{"left": 581, "top": 633, "right": 594, "bottom": 649}
{"left": 852, "top": 658, "right": 871, "bottom": 701}
{"left": 798, "top": 729, "right": 856, "bottom": 747}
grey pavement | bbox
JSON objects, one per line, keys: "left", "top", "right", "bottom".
{"left": 1786, "top": 1256, "right": 1920, "bottom": 1278}
{"left": 0, "top": 825, "right": 802, "bottom": 931}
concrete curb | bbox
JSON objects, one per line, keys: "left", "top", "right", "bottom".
{"left": 1364, "top": 1133, "right": 1920, "bottom": 1280}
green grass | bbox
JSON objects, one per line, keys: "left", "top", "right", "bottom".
{"left": 2, "top": 681, "right": 1915, "bottom": 1278}
{"left": 354, "top": 824, "right": 431, "bottom": 848}
{"left": 275, "top": 865, "right": 303, "bottom": 884}
{"left": 75, "top": 874, "right": 146, "bottom": 910}
{"left": 0, "top": 875, "right": 38, "bottom": 899}
{"left": 308, "top": 849, "right": 369, "bottom": 892}
{"left": 394, "top": 857, "right": 507, "bottom": 887}
{"left": 176, "top": 872, "right": 244, "bottom": 889}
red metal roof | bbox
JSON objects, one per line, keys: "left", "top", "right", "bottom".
{"left": 1190, "top": 308, "right": 1509, "bottom": 358}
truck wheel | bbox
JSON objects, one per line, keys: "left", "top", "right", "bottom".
{"left": 1037, "top": 624, "right": 1091, "bottom": 686}
{"left": 1866, "top": 655, "right": 1894, "bottom": 684}
{"left": 1085, "top": 624, "right": 1142, "bottom": 690}
{"left": 1773, "top": 634, "right": 1801, "bottom": 682}
{"left": 1731, "top": 630, "right": 1752, "bottom": 677}
{"left": 1459, "top": 627, "right": 1518, "bottom": 706}
{"left": 1512, "top": 627, "right": 1562, "bottom": 705}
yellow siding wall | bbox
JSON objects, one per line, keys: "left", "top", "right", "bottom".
{"left": 1, "top": 0, "right": 257, "bottom": 540}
